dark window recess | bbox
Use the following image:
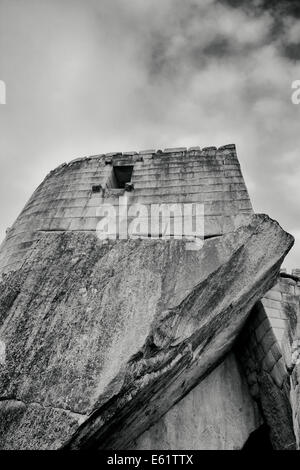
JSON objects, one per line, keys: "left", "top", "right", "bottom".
{"left": 92, "top": 184, "right": 102, "bottom": 193}
{"left": 113, "top": 166, "right": 134, "bottom": 189}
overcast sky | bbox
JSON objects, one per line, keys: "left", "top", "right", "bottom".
{"left": 0, "top": 0, "right": 299, "bottom": 269}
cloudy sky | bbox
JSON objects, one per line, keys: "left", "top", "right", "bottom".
{"left": 0, "top": 0, "right": 299, "bottom": 269}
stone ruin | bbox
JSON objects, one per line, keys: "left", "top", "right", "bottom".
{"left": 0, "top": 144, "right": 299, "bottom": 449}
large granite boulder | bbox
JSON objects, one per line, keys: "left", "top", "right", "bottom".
{"left": 0, "top": 214, "right": 293, "bottom": 449}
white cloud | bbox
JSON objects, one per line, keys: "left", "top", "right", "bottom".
{"left": 283, "top": 16, "right": 300, "bottom": 44}
{"left": 0, "top": 0, "right": 300, "bottom": 268}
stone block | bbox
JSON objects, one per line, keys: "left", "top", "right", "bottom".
{"left": 261, "top": 330, "right": 277, "bottom": 354}
{"left": 270, "top": 343, "right": 282, "bottom": 362}
{"left": 265, "top": 308, "right": 285, "bottom": 322}
{"left": 262, "top": 299, "right": 282, "bottom": 311}
{"left": 202, "top": 147, "right": 217, "bottom": 156}
{"left": 271, "top": 358, "right": 287, "bottom": 388}
{"left": 263, "top": 349, "right": 277, "bottom": 372}
{"left": 139, "top": 149, "right": 156, "bottom": 155}
{"left": 218, "top": 144, "right": 236, "bottom": 151}
{"left": 163, "top": 147, "right": 187, "bottom": 154}
{"left": 263, "top": 289, "right": 282, "bottom": 302}
{"left": 269, "top": 318, "right": 286, "bottom": 330}
{"left": 273, "top": 328, "right": 285, "bottom": 344}
{"left": 89, "top": 154, "right": 105, "bottom": 160}
{"left": 256, "top": 343, "right": 265, "bottom": 362}
{"left": 255, "top": 318, "right": 271, "bottom": 342}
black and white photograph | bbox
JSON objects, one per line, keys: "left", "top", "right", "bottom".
{"left": 0, "top": 0, "right": 300, "bottom": 456}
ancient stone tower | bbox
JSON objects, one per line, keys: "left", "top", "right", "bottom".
{"left": 0, "top": 144, "right": 252, "bottom": 273}
{"left": 0, "top": 144, "right": 299, "bottom": 449}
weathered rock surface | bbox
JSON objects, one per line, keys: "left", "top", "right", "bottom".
{"left": 130, "top": 352, "right": 262, "bottom": 450}
{"left": 0, "top": 214, "right": 293, "bottom": 449}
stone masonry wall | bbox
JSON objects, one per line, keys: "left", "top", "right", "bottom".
{"left": 261, "top": 272, "right": 300, "bottom": 447}
{"left": 0, "top": 144, "right": 252, "bottom": 275}
{"left": 279, "top": 273, "right": 300, "bottom": 448}
{"left": 236, "top": 272, "right": 300, "bottom": 449}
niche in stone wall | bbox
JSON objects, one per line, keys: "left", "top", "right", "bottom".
{"left": 111, "top": 165, "right": 134, "bottom": 189}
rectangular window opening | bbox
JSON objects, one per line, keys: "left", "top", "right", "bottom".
{"left": 92, "top": 184, "right": 102, "bottom": 193}
{"left": 113, "top": 165, "right": 134, "bottom": 189}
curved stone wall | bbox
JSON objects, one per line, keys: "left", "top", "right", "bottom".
{"left": 0, "top": 144, "right": 252, "bottom": 274}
